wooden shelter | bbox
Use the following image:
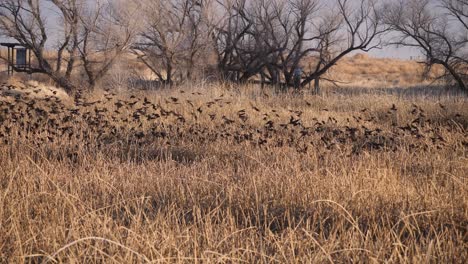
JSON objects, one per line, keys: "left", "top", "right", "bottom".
{"left": 1, "top": 43, "right": 32, "bottom": 75}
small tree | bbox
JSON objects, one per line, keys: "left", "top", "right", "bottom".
{"left": 133, "top": 0, "right": 210, "bottom": 85}
{"left": 78, "top": 0, "right": 139, "bottom": 90}
{"left": 384, "top": 0, "right": 468, "bottom": 91}
{"left": 210, "top": 0, "right": 257, "bottom": 82}
{"left": 0, "top": 0, "right": 137, "bottom": 93}
{"left": 0, "top": 0, "right": 79, "bottom": 92}
{"left": 299, "top": 0, "right": 386, "bottom": 92}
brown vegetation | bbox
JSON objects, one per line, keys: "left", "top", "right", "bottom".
{"left": 320, "top": 54, "right": 444, "bottom": 88}
{"left": 0, "top": 80, "right": 466, "bottom": 262}
{"left": 0, "top": 52, "right": 442, "bottom": 90}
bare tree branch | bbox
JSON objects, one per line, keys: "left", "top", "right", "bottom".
{"left": 384, "top": 0, "right": 468, "bottom": 91}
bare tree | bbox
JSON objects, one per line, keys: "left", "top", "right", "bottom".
{"left": 210, "top": 0, "right": 281, "bottom": 82}
{"left": 78, "top": 0, "right": 139, "bottom": 89}
{"left": 51, "top": 0, "right": 80, "bottom": 79}
{"left": 385, "top": 0, "right": 468, "bottom": 91}
{"left": 300, "top": 0, "right": 386, "bottom": 92}
{"left": 442, "top": 0, "right": 468, "bottom": 30}
{"left": 211, "top": 0, "right": 386, "bottom": 92}
{"left": 0, "top": 0, "right": 79, "bottom": 92}
{"left": 0, "top": 0, "right": 137, "bottom": 93}
{"left": 251, "top": 0, "right": 325, "bottom": 88}
{"left": 133, "top": 0, "right": 210, "bottom": 85}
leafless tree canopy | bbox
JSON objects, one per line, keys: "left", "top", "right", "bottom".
{"left": 78, "top": 0, "right": 139, "bottom": 89}
{"left": 12, "top": 0, "right": 468, "bottom": 93}
{"left": 0, "top": 0, "right": 138, "bottom": 93}
{"left": 210, "top": 0, "right": 386, "bottom": 90}
{"left": 384, "top": 0, "right": 468, "bottom": 91}
{"left": 132, "top": 0, "right": 212, "bottom": 85}
{"left": 0, "top": 0, "right": 385, "bottom": 92}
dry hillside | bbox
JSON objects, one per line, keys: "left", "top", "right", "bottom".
{"left": 1, "top": 53, "right": 442, "bottom": 90}
{"left": 317, "top": 54, "right": 442, "bottom": 88}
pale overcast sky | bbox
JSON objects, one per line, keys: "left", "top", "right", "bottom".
{"left": 370, "top": 46, "right": 422, "bottom": 59}
{"left": 0, "top": 0, "right": 426, "bottom": 60}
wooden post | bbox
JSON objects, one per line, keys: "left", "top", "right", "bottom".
{"left": 9, "top": 47, "right": 13, "bottom": 75}
{"left": 314, "top": 77, "right": 320, "bottom": 95}
{"left": 7, "top": 47, "right": 11, "bottom": 75}
{"left": 28, "top": 48, "right": 32, "bottom": 73}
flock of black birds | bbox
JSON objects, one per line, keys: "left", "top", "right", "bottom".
{"left": 0, "top": 82, "right": 465, "bottom": 163}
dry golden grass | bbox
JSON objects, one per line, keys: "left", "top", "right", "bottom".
{"left": 0, "top": 80, "right": 467, "bottom": 263}
{"left": 315, "top": 54, "right": 444, "bottom": 88}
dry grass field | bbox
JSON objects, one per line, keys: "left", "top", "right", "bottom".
{"left": 0, "top": 68, "right": 467, "bottom": 262}
{"left": 332, "top": 56, "right": 422, "bottom": 87}
{"left": 303, "top": 54, "right": 442, "bottom": 89}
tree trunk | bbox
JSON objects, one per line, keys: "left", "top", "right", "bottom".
{"left": 88, "top": 79, "right": 97, "bottom": 92}
{"left": 166, "top": 64, "right": 173, "bottom": 85}
{"left": 314, "top": 77, "right": 320, "bottom": 95}
{"left": 50, "top": 73, "right": 77, "bottom": 94}
{"left": 443, "top": 62, "right": 467, "bottom": 92}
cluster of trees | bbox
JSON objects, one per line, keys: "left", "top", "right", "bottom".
{"left": 0, "top": 0, "right": 467, "bottom": 94}
{"left": 134, "top": 0, "right": 385, "bottom": 92}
